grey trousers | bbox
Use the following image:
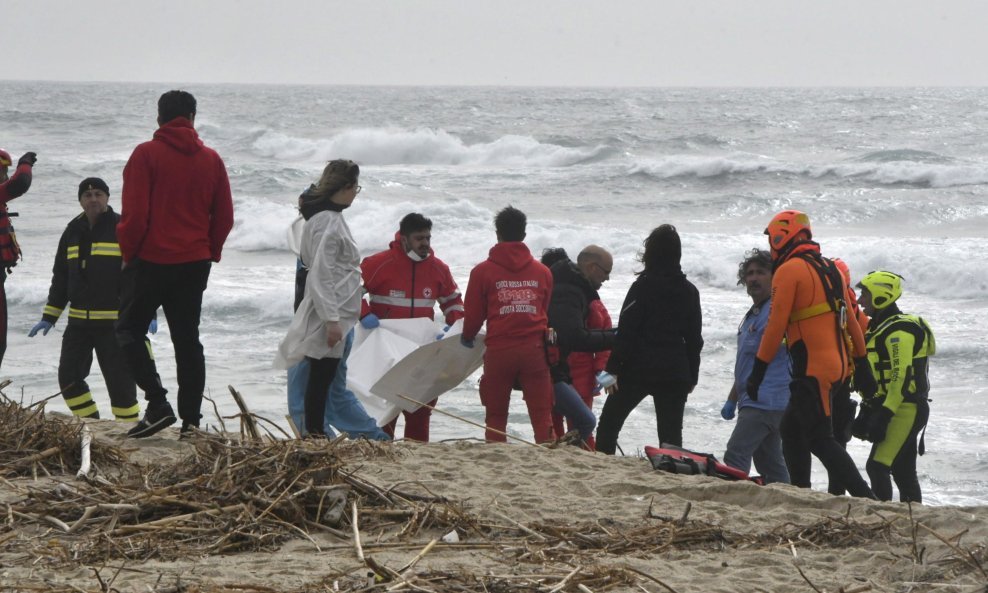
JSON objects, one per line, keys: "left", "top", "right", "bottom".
{"left": 724, "top": 407, "right": 790, "bottom": 484}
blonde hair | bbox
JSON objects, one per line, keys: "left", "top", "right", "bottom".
{"left": 313, "top": 159, "right": 360, "bottom": 197}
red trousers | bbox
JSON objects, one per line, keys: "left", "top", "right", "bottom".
{"left": 479, "top": 340, "right": 554, "bottom": 443}
{"left": 384, "top": 399, "right": 436, "bottom": 442}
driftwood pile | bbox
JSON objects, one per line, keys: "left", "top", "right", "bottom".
{"left": 0, "top": 394, "right": 127, "bottom": 479}
{"left": 1, "top": 392, "right": 986, "bottom": 593}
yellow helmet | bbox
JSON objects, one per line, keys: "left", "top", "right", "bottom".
{"left": 857, "top": 270, "right": 903, "bottom": 310}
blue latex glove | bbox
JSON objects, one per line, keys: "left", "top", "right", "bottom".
{"left": 28, "top": 320, "right": 53, "bottom": 337}
{"left": 460, "top": 335, "right": 475, "bottom": 348}
{"left": 720, "top": 400, "right": 737, "bottom": 420}
{"left": 148, "top": 318, "right": 158, "bottom": 334}
{"left": 360, "top": 313, "right": 380, "bottom": 330}
{"left": 595, "top": 371, "right": 617, "bottom": 389}
{"left": 435, "top": 325, "right": 451, "bottom": 341}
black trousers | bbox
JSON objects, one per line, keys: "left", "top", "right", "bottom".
{"left": 116, "top": 259, "right": 211, "bottom": 425}
{"left": 826, "top": 380, "right": 857, "bottom": 495}
{"left": 596, "top": 375, "right": 690, "bottom": 454}
{"left": 781, "top": 376, "right": 874, "bottom": 498}
{"left": 0, "top": 269, "right": 7, "bottom": 370}
{"left": 304, "top": 356, "right": 341, "bottom": 436}
{"left": 59, "top": 324, "right": 140, "bottom": 419}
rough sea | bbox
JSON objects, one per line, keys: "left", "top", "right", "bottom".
{"left": 1, "top": 82, "right": 985, "bottom": 505}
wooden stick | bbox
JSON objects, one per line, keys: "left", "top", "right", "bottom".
{"left": 76, "top": 425, "right": 92, "bottom": 479}
{"left": 548, "top": 566, "right": 582, "bottom": 593}
{"left": 621, "top": 566, "right": 681, "bottom": 593}
{"left": 352, "top": 501, "right": 365, "bottom": 562}
{"left": 112, "top": 504, "right": 244, "bottom": 533}
{"left": 793, "top": 562, "right": 823, "bottom": 593}
{"left": 41, "top": 515, "right": 71, "bottom": 532}
{"left": 228, "top": 385, "right": 260, "bottom": 440}
{"left": 494, "top": 510, "right": 546, "bottom": 541}
{"left": 396, "top": 538, "right": 438, "bottom": 574}
{"left": 916, "top": 522, "right": 987, "bottom": 578}
{"left": 394, "top": 393, "right": 540, "bottom": 448}
{"left": 25, "top": 383, "right": 74, "bottom": 409}
{"left": 676, "top": 502, "right": 692, "bottom": 527}
{"left": 68, "top": 504, "right": 140, "bottom": 533}
{"left": 9, "top": 447, "right": 60, "bottom": 467}
{"left": 285, "top": 414, "right": 302, "bottom": 439}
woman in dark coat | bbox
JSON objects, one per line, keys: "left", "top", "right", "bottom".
{"left": 595, "top": 224, "right": 703, "bottom": 454}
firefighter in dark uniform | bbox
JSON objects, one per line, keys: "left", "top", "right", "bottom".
{"left": 28, "top": 178, "right": 143, "bottom": 421}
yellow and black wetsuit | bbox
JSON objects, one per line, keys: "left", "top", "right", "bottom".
{"left": 861, "top": 304, "right": 935, "bottom": 502}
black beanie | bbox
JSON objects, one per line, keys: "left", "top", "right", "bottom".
{"left": 78, "top": 177, "right": 110, "bottom": 199}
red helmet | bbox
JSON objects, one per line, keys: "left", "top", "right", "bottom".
{"left": 0, "top": 149, "right": 12, "bottom": 169}
{"left": 765, "top": 210, "right": 811, "bottom": 253}
{"left": 832, "top": 257, "right": 851, "bottom": 285}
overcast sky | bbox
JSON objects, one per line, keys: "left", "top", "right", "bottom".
{"left": 5, "top": 0, "right": 987, "bottom": 87}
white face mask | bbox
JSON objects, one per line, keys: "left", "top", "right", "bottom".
{"left": 406, "top": 249, "right": 428, "bottom": 262}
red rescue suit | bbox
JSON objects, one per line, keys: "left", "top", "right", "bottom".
{"left": 360, "top": 233, "right": 464, "bottom": 441}
{"left": 462, "top": 242, "right": 554, "bottom": 443}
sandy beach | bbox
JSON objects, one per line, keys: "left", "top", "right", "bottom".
{"left": 1, "top": 403, "right": 986, "bottom": 593}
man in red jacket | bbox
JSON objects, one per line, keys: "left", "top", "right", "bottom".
{"left": 360, "top": 212, "right": 464, "bottom": 441}
{"left": 461, "top": 206, "right": 554, "bottom": 443}
{"left": 116, "top": 90, "right": 235, "bottom": 438}
{"left": 0, "top": 148, "right": 37, "bottom": 370}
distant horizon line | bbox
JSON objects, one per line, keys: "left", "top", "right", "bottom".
{"left": 2, "top": 78, "right": 985, "bottom": 90}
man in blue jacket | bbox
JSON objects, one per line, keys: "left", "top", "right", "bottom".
{"left": 720, "top": 249, "right": 791, "bottom": 484}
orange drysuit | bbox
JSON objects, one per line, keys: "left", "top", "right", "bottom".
{"left": 756, "top": 243, "right": 866, "bottom": 415}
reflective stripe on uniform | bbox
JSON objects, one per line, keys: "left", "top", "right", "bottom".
{"left": 368, "top": 294, "right": 437, "bottom": 309}
{"left": 437, "top": 291, "right": 462, "bottom": 304}
{"left": 43, "top": 305, "right": 64, "bottom": 318}
{"left": 68, "top": 307, "right": 118, "bottom": 320}
{"left": 66, "top": 246, "right": 80, "bottom": 260}
{"left": 65, "top": 391, "right": 99, "bottom": 417}
{"left": 90, "top": 242, "right": 121, "bottom": 257}
{"left": 112, "top": 404, "right": 141, "bottom": 421}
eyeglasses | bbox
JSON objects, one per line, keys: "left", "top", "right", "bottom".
{"left": 593, "top": 262, "right": 612, "bottom": 276}
{"left": 354, "top": 185, "right": 362, "bottom": 195}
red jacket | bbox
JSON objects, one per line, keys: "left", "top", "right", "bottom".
{"left": 118, "top": 118, "right": 234, "bottom": 264}
{"left": 360, "top": 232, "right": 464, "bottom": 324}
{"left": 462, "top": 242, "right": 553, "bottom": 349}
{"left": 568, "top": 298, "right": 613, "bottom": 396}
{"left": 0, "top": 161, "right": 33, "bottom": 267}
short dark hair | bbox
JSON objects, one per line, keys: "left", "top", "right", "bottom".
{"left": 494, "top": 206, "right": 526, "bottom": 241}
{"left": 399, "top": 212, "right": 432, "bottom": 236}
{"left": 540, "top": 247, "right": 570, "bottom": 268}
{"left": 158, "top": 90, "right": 197, "bottom": 124}
{"left": 737, "top": 248, "right": 772, "bottom": 286}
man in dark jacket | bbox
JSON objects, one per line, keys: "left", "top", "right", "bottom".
{"left": 0, "top": 148, "right": 37, "bottom": 369}
{"left": 116, "top": 90, "right": 235, "bottom": 438}
{"left": 28, "top": 178, "right": 142, "bottom": 422}
{"left": 547, "top": 245, "right": 617, "bottom": 447}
